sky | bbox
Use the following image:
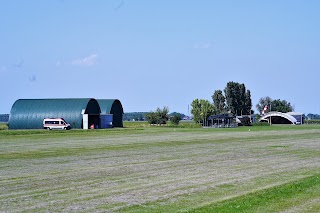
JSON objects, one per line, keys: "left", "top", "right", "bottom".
{"left": 1, "top": 0, "right": 320, "bottom": 115}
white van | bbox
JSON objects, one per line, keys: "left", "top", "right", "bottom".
{"left": 43, "top": 118, "right": 71, "bottom": 130}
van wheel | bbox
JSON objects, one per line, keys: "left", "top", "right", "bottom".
{"left": 64, "top": 127, "right": 66, "bottom": 130}
{"left": 47, "top": 127, "right": 51, "bottom": 130}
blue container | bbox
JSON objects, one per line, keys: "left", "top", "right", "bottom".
{"left": 101, "top": 114, "right": 113, "bottom": 128}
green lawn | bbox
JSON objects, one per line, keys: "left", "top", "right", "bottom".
{"left": 0, "top": 125, "right": 320, "bottom": 212}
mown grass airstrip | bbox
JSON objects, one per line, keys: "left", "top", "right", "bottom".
{"left": 189, "top": 174, "right": 320, "bottom": 213}
{"left": 0, "top": 124, "right": 320, "bottom": 212}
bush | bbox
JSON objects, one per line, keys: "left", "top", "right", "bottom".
{"left": 305, "top": 120, "right": 320, "bottom": 124}
{"left": 0, "top": 123, "right": 8, "bottom": 130}
{"left": 145, "top": 112, "right": 160, "bottom": 125}
{"left": 145, "top": 107, "right": 169, "bottom": 125}
{"left": 253, "top": 122, "right": 270, "bottom": 126}
{"left": 170, "top": 114, "right": 181, "bottom": 125}
{"left": 241, "top": 117, "right": 252, "bottom": 126}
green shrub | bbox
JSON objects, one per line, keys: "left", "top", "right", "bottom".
{"left": 253, "top": 122, "right": 270, "bottom": 126}
{"left": 0, "top": 123, "right": 8, "bottom": 130}
{"left": 170, "top": 114, "right": 181, "bottom": 125}
{"left": 305, "top": 120, "right": 320, "bottom": 124}
{"left": 241, "top": 117, "right": 252, "bottom": 126}
{"left": 145, "top": 107, "right": 169, "bottom": 125}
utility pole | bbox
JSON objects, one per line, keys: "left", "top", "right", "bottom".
{"left": 270, "top": 103, "right": 272, "bottom": 126}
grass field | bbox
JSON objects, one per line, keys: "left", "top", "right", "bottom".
{"left": 0, "top": 125, "right": 320, "bottom": 212}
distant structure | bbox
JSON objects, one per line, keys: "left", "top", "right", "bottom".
{"left": 206, "top": 114, "right": 237, "bottom": 128}
{"left": 123, "top": 112, "right": 147, "bottom": 121}
{"left": 8, "top": 98, "right": 123, "bottom": 129}
{"left": 0, "top": 114, "right": 9, "bottom": 123}
{"left": 259, "top": 112, "right": 304, "bottom": 125}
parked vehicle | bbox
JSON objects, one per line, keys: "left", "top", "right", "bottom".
{"left": 43, "top": 118, "right": 71, "bottom": 130}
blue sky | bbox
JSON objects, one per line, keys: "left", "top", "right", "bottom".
{"left": 1, "top": 0, "right": 319, "bottom": 115}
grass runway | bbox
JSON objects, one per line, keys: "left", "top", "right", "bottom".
{"left": 0, "top": 125, "right": 320, "bottom": 212}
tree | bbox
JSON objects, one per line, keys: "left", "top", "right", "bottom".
{"left": 239, "top": 83, "right": 246, "bottom": 114}
{"left": 191, "top": 99, "right": 202, "bottom": 123}
{"left": 156, "top": 106, "right": 169, "bottom": 124}
{"left": 256, "top": 96, "right": 272, "bottom": 114}
{"left": 256, "top": 97, "right": 293, "bottom": 114}
{"left": 224, "top": 82, "right": 252, "bottom": 116}
{"left": 169, "top": 112, "right": 185, "bottom": 118}
{"left": 212, "top": 90, "right": 225, "bottom": 114}
{"left": 145, "top": 112, "right": 159, "bottom": 124}
{"left": 224, "top": 82, "right": 238, "bottom": 115}
{"left": 145, "top": 106, "right": 169, "bottom": 125}
{"left": 170, "top": 114, "right": 181, "bottom": 125}
{"left": 245, "top": 90, "right": 253, "bottom": 115}
{"left": 271, "top": 99, "right": 293, "bottom": 113}
{"left": 307, "top": 113, "right": 320, "bottom": 120}
{"left": 191, "top": 99, "right": 214, "bottom": 124}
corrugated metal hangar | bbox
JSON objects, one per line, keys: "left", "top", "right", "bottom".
{"left": 8, "top": 98, "right": 123, "bottom": 129}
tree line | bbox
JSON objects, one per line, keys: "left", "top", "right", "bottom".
{"left": 191, "top": 81, "right": 294, "bottom": 124}
{"left": 256, "top": 96, "right": 293, "bottom": 114}
{"left": 143, "top": 81, "right": 295, "bottom": 125}
{"left": 191, "top": 81, "right": 253, "bottom": 123}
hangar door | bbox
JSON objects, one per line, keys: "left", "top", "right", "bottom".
{"left": 82, "top": 99, "right": 101, "bottom": 129}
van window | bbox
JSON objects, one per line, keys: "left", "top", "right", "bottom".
{"left": 45, "top": 120, "right": 60, "bottom": 124}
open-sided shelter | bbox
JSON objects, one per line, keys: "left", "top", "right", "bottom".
{"left": 207, "top": 114, "right": 237, "bottom": 128}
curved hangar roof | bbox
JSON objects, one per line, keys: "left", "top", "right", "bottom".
{"left": 9, "top": 99, "right": 100, "bottom": 129}
{"left": 97, "top": 99, "right": 124, "bottom": 127}
{"left": 259, "top": 112, "right": 303, "bottom": 124}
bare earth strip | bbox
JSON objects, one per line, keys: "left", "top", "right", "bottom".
{"left": 0, "top": 128, "right": 319, "bottom": 212}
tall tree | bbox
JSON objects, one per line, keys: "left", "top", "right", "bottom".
{"left": 239, "top": 83, "right": 246, "bottom": 114}
{"left": 224, "top": 82, "right": 238, "bottom": 115}
{"left": 212, "top": 90, "right": 225, "bottom": 114}
{"left": 191, "top": 99, "right": 214, "bottom": 123}
{"left": 191, "top": 99, "right": 201, "bottom": 123}
{"left": 224, "top": 82, "right": 251, "bottom": 116}
{"left": 245, "top": 89, "right": 252, "bottom": 115}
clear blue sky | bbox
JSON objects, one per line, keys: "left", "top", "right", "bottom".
{"left": 1, "top": 0, "right": 319, "bottom": 115}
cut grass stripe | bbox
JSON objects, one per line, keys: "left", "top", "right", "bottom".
{"left": 189, "top": 174, "right": 320, "bottom": 213}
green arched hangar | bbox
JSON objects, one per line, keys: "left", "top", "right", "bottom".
{"left": 8, "top": 98, "right": 123, "bottom": 129}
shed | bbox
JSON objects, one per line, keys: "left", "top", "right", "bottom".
{"left": 97, "top": 99, "right": 123, "bottom": 127}
{"left": 9, "top": 99, "right": 101, "bottom": 129}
